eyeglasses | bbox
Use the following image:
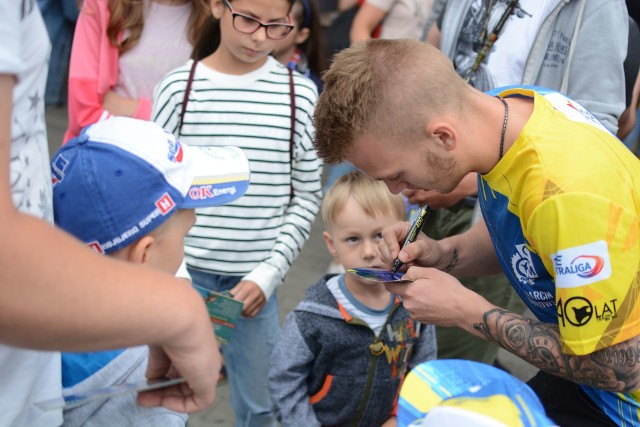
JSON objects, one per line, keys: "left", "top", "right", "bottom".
{"left": 222, "top": 0, "right": 294, "bottom": 40}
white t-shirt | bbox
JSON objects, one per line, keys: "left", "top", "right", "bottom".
{"left": 366, "top": 0, "right": 435, "bottom": 40}
{"left": 115, "top": 0, "right": 192, "bottom": 101}
{"left": 0, "top": 1, "right": 62, "bottom": 426}
{"left": 487, "top": 0, "right": 551, "bottom": 86}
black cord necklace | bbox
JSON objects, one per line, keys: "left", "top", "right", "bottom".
{"left": 495, "top": 95, "right": 509, "bottom": 160}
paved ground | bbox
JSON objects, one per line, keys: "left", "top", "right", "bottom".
{"left": 45, "top": 106, "right": 537, "bottom": 426}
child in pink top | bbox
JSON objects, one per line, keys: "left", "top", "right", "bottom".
{"left": 63, "top": 0, "right": 210, "bottom": 144}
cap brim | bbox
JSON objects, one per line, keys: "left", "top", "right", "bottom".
{"left": 181, "top": 145, "right": 250, "bottom": 208}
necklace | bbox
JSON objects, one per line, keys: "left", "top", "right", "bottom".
{"left": 495, "top": 95, "right": 509, "bottom": 160}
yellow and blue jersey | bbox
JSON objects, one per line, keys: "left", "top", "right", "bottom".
{"left": 479, "top": 86, "right": 640, "bottom": 424}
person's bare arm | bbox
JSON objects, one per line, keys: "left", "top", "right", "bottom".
{"left": 475, "top": 308, "right": 640, "bottom": 393}
{"left": 0, "top": 74, "right": 219, "bottom": 412}
{"left": 102, "top": 90, "right": 140, "bottom": 118}
{"left": 350, "top": 3, "right": 386, "bottom": 43}
{"left": 435, "top": 219, "right": 502, "bottom": 276}
{"left": 424, "top": 23, "right": 440, "bottom": 48}
{"left": 618, "top": 68, "right": 640, "bottom": 141}
{"left": 385, "top": 266, "right": 640, "bottom": 393}
{"left": 338, "top": 0, "right": 359, "bottom": 11}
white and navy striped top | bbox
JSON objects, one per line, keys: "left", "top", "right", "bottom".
{"left": 153, "top": 57, "right": 322, "bottom": 299}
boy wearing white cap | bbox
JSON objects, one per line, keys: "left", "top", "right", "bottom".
{"left": 50, "top": 116, "right": 250, "bottom": 426}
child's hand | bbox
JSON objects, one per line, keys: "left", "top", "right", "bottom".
{"left": 230, "top": 280, "right": 266, "bottom": 317}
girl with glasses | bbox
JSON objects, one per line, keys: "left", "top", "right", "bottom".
{"left": 152, "top": 1, "right": 323, "bottom": 426}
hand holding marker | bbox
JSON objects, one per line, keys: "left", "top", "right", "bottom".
{"left": 391, "top": 205, "right": 431, "bottom": 274}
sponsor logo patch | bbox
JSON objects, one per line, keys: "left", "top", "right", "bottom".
{"left": 544, "top": 93, "right": 609, "bottom": 133}
{"left": 552, "top": 241, "right": 611, "bottom": 288}
{"left": 188, "top": 184, "right": 237, "bottom": 201}
{"left": 510, "top": 244, "right": 539, "bottom": 286}
{"left": 87, "top": 241, "right": 104, "bottom": 254}
{"left": 156, "top": 193, "right": 175, "bottom": 215}
{"left": 557, "top": 296, "right": 618, "bottom": 327}
{"left": 167, "top": 137, "right": 184, "bottom": 163}
{"left": 51, "top": 154, "right": 69, "bottom": 186}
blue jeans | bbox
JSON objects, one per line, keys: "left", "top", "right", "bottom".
{"left": 37, "top": 0, "right": 79, "bottom": 106}
{"left": 188, "top": 268, "right": 279, "bottom": 427}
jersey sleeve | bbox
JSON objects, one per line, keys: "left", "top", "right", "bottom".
{"left": 527, "top": 191, "right": 640, "bottom": 356}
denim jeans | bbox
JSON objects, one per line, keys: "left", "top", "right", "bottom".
{"left": 188, "top": 268, "right": 279, "bottom": 427}
{"left": 37, "top": 0, "right": 79, "bottom": 106}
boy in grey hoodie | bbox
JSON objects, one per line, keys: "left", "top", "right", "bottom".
{"left": 268, "top": 171, "right": 437, "bottom": 426}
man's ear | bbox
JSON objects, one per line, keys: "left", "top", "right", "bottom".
{"left": 322, "top": 230, "right": 338, "bottom": 257}
{"left": 211, "top": 0, "right": 225, "bottom": 19}
{"left": 294, "top": 27, "right": 310, "bottom": 45}
{"left": 426, "top": 120, "right": 457, "bottom": 152}
{"left": 127, "top": 235, "right": 155, "bottom": 266}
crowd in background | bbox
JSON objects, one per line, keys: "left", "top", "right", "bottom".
{"left": 1, "top": 0, "right": 638, "bottom": 426}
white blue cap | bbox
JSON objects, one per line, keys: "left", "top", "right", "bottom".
{"left": 52, "top": 117, "right": 250, "bottom": 254}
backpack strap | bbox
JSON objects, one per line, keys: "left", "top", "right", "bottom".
{"left": 288, "top": 68, "right": 296, "bottom": 202}
{"left": 178, "top": 63, "right": 296, "bottom": 202}
{"left": 178, "top": 59, "right": 198, "bottom": 137}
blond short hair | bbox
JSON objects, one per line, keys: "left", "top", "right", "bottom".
{"left": 321, "top": 170, "right": 405, "bottom": 230}
{"left": 313, "top": 39, "right": 469, "bottom": 164}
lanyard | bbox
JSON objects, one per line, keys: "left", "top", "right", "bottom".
{"left": 464, "top": 0, "right": 521, "bottom": 83}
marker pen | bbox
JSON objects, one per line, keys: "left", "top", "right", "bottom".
{"left": 391, "top": 205, "right": 431, "bottom": 273}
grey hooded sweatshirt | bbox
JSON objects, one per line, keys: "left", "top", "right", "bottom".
{"left": 268, "top": 275, "right": 437, "bottom": 427}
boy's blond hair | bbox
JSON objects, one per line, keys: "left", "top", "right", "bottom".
{"left": 313, "top": 39, "right": 470, "bottom": 164}
{"left": 322, "top": 171, "right": 405, "bottom": 230}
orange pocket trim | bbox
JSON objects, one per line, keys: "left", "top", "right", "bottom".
{"left": 309, "top": 374, "right": 334, "bottom": 404}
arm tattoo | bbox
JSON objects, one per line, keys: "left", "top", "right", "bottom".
{"left": 473, "top": 308, "right": 640, "bottom": 392}
{"left": 443, "top": 248, "right": 458, "bottom": 272}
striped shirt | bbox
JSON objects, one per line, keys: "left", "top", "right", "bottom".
{"left": 153, "top": 57, "right": 322, "bottom": 299}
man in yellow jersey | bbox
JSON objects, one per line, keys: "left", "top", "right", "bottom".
{"left": 312, "top": 39, "right": 640, "bottom": 427}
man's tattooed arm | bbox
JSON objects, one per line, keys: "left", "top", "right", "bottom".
{"left": 473, "top": 308, "right": 640, "bottom": 392}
